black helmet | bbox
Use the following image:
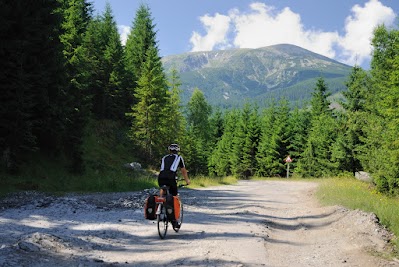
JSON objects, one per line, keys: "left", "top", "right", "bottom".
{"left": 168, "top": 144, "right": 180, "bottom": 152}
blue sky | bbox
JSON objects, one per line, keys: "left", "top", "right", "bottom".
{"left": 90, "top": 0, "right": 399, "bottom": 69}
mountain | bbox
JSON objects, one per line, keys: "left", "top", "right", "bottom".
{"left": 161, "top": 44, "right": 352, "bottom": 107}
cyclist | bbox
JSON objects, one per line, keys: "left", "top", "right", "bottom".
{"left": 158, "top": 144, "right": 190, "bottom": 229}
{"left": 158, "top": 143, "right": 190, "bottom": 196}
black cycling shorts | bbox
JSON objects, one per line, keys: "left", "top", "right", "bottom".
{"left": 157, "top": 177, "right": 178, "bottom": 196}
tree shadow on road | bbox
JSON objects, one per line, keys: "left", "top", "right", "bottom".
{"left": 0, "top": 182, "right": 343, "bottom": 266}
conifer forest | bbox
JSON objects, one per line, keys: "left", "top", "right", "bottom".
{"left": 1, "top": 1, "right": 399, "bottom": 195}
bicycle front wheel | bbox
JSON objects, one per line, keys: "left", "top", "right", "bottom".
{"left": 157, "top": 205, "right": 168, "bottom": 239}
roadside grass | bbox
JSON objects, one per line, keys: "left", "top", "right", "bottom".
{"left": 0, "top": 171, "right": 238, "bottom": 198}
{"left": 188, "top": 175, "right": 238, "bottom": 188}
{"left": 250, "top": 175, "right": 320, "bottom": 182}
{"left": 0, "top": 162, "right": 158, "bottom": 196}
{"left": 316, "top": 176, "right": 399, "bottom": 251}
{"left": 0, "top": 119, "right": 152, "bottom": 196}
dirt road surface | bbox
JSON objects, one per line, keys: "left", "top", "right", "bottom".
{"left": 0, "top": 180, "right": 398, "bottom": 267}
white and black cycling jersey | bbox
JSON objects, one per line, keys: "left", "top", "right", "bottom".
{"left": 159, "top": 154, "right": 185, "bottom": 178}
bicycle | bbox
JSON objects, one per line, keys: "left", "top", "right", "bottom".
{"left": 155, "top": 178, "right": 186, "bottom": 239}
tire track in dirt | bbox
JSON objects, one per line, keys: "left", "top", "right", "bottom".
{"left": 0, "top": 180, "right": 397, "bottom": 266}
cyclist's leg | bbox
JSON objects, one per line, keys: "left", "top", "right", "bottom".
{"left": 158, "top": 177, "right": 170, "bottom": 195}
{"left": 170, "top": 182, "right": 178, "bottom": 196}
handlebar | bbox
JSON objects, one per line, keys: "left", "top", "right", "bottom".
{"left": 176, "top": 177, "right": 189, "bottom": 188}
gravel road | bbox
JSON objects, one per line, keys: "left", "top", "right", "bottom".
{"left": 0, "top": 180, "right": 398, "bottom": 267}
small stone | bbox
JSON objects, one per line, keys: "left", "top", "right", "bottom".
{"left": 18, "top": 241, "right": 40, "bottom": 252}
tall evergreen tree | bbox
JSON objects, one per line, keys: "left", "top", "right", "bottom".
{"left": 297, "top": 77, "right": 337, "bottom": 177}
{"left": 363, "top": 25, "right": 399, "bottom": 193}
{"left": 287, "top": 107, "right": 311, "bottom": 171}
{"left": 186, "top": 88, "right": 212, "bottom": 142}
{"left": 297, "top": 113, "right": 338, "bottom": 177}
{"left": 164, "top": 69, "right": 186, "bottom": 146}
{"left": 273, "top": 99, "right": 291, "bottom": 175}
{"left": 230, "top": 103, "right": 261, "bottom": 178}
{"left": 208, "top": 110, "right": 239, "bottom": 176}
{"left": 310, "top": 77, "right": 331, "bottom": 118}
{"left": 84, "top": 3, "right": 127, "bottom": 120}
{"left": 125, "top": 4, "right": 157, "bottom": 104}
{"left": 209, "top": 107, "right": 225, "bottom": 145}
{"left": 256, "top": 103, "right": 278, "bottom": 176}
{"left": 256, "top": 100, "right": 290, "bottom": 176}
{"left": 59, "top": 0, "right": 93, "bottom": 173}
{"left": 125, "top": 4, "right": 172, "bottom": 164}
{"left": 332, "top": 66, "right": 369, "bottom": 175}
{"left": 128, "top": 45, "right": 169, "bottom": 162}
{"left": 185, "top": 88, "right": 212, "bottom": 174}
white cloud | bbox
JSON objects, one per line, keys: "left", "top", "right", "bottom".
{"left": 338, "top": 0, "right": 396, "bottom": 65}
{"left": 189, "top": 0, "right": 397, "bottom": 67}
{"left": 118, "top": 25, "right": 130, "bottom": 46}
{"left": 190, "top": 13, "right": 231, "bottom": 52}
{"left": 230, "top": 3, "right": 339, "bottom": 58}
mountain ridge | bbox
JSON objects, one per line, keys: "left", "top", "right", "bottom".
{"left": 161, "top": 44, "right": 352, "bottom": 107}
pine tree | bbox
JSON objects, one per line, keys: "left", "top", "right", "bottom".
{"left": 164, "top": 69, "right": 186, "bottom": 146}
{"left": 256, "top": 103, "right": 278, "bottom": 176}
{"left": 297, "top": 77, "right": 337, "bottom": 177}
{"left": 59, "top": 0, "right": 93, "bottom": 173}
{"left": 209, "top": 107, "right": 224, "bottom": 145}
{"left": 208, "top": 110, "right": 239, "bottom": 176}
{"left": 125, "top": 4, "right": 171, "bottom": 163}
{"left": 298, "top": 113, "right": 338, "bottom": 177}
{"left": 186, "top": 88, "right": 212, "bottom": 142}
{"left": 185, "top": 88, "right": 212, "bottom": 174}
{"left": 125, "top": 4, "right": 157, "bottom": 102}
{"left": 256, "top": 100, "right": 290, "bottom": 176}
{"left": 332, "top": 66, "right": 369, "bottom": 175}
{"left": 230, "top": 103, "right": 261, "bottom": 178}
{"left": 363, "top": 25, "right": 399, "bottom": 193}
{"left": 273, "top": 99, "right": 292, "bottom": 175}
{"left": 83, "top": 3, "right": 128, "bottom": 121}
{"left": 242, "top": 104, "right": 261, "bottom": 177}
{"left": 206, "top": 107, "right": 225, "bottom": 175}
{"left": 128, "top": 46, "right": 169, "bottom": 162}
{"left": 287, "top": 107, "right": 311, "bottom": 171}
{"left": 310, "top": 77, "right": 331, "bottom": 118}
{"left": 184, "top": 125, "right": 208, "bottom": 175}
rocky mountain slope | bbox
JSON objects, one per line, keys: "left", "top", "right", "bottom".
{"left": 162, "top": 44, "right": 352, "bottom": 107}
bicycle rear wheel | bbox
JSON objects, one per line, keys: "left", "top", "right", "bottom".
{"left": 157, "top": 205, "right": 168, "bottom": 239}
{"left": 173, "top": 198, "right": 183, "bottom": 232}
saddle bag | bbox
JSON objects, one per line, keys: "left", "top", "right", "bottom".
{"left": 173, "top": 196, "right": 181, "bottom": 220}
{"left": 165, "top": 195, "right": 181, "bottom": 221}
{"left": 144, "top": 194, "right": 158, "bottom": 220}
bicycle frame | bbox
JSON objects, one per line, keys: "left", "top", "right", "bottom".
{"left": 155, "top": 195, "right": 166, "bottom": 215}
{"left": 155, "top": 182, "right": 184, "bottom": 239}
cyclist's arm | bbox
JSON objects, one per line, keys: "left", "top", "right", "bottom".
{"left": 181, "top": 167, "right": 190, "bottom": 185}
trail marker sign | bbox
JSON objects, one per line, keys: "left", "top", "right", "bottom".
{"left": 285, "top": 156, "right": 292, "bottom": 163}
{"left": 284, "top": 155, "right": 292, "bottom": 178}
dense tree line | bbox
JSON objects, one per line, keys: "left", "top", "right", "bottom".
{"left": 203, "top": 25, "right": 399, "bottom": 195}
{"left": 184, "top": 25, "right": 399, "bottom": 195}
{"left": 0, "top": 2, "right": 398, "bottom": 194}
{"left": 0, "top": 1, "right": 169, "bottom": 173}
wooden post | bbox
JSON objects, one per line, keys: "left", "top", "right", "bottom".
{"left": 286, "top": 163, "right": 290, "bottom": 178}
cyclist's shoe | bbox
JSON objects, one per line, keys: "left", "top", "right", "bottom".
{"left": 172, "top": 221, "right": 181, "bottom": 229}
